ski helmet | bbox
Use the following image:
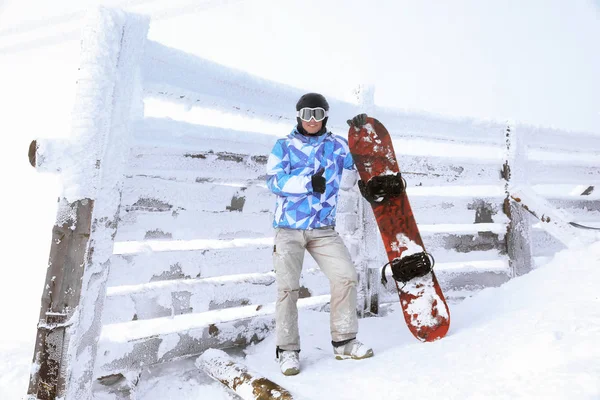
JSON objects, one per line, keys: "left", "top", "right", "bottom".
{"left": 295, "top": 92, "right": 329, "bottom": 135}
{"left": 296, "top": 92, "right": 330, "bottom": 111}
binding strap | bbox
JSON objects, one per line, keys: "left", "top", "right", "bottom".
{"left": 381, "top": 252, "right": 435, "bottom": 286}
{"left": 358, "top": 172, "right": 406, "bottom": 203}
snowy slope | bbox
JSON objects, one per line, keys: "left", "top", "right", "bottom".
{"left": 118, "top": 241, "right": 600, "bottom": 400}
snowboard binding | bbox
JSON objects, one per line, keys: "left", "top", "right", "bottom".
{"left": 381, "top": 252, "right": 435, "bottom": 287}
{"left": 358, "top": 172, "right": 406, "bottom": 203}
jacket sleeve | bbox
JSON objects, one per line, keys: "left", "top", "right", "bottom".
{"left": 343, "top": 151, "right": 355, "bottom": 170}
{"left": 266, "top": 140, "right": 312, "bottom": 196}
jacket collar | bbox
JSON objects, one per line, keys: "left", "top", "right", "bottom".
{"left": 290, "top": 127, "right": 331, "bottom": 144}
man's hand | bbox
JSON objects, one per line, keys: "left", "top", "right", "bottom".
{"left": 311, "top": 168, "right": 326, "bottom": 194}
{"left": 346, "top": 113, "right": 368, "bottom": 129}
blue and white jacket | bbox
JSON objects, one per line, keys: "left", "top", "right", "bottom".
{"left": 266, "top": 128, "right": 355, "bottom": 229}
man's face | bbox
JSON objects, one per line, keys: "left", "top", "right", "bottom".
{"left": 301, "top": 118, "right": 323, "bottom": 135}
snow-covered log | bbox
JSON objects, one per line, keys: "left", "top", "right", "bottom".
{"left": 197, "top": 349, "right": 293, "bottom": 400}
{"left": 28, "top": 139, "right": 71, "bottom": 173}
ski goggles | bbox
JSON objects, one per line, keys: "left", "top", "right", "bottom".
{"left": 297, "top": 107, "right": 328, "bottom": 122}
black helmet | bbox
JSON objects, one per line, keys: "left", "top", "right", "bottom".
{"left": 296, "top": 92, "right": 329, "bottom": 111}
{"left": 295, "top": 92, "right": 329, "bottom": 135}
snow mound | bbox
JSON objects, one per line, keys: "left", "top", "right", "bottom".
{"left": 238, "top": 242, "right": 600, "bottom": 400}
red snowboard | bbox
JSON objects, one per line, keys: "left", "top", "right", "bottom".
{"left": 348, "top": 117, "right": 450, "bottom": 342}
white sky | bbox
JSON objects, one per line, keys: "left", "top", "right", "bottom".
{"left": 0, "top": 0, "right": 599, "bottom": 137}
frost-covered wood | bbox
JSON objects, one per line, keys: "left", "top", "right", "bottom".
{"left": 502, "top": 123, "right": 533, "bottom": 277}
{"left": 523, "top": 124, "right": 600, "bottom": 153}
{"left": 510, "top": 186, "right": 600, "bottom": 247}
{"left": 27, "top": 199, "right": 94, "bottom": 399}
{"left": 127, "top": 141, "right": 503, "bottom": 188}
{"left": 28, "top": 9, "right": 149, "bottom": 400}
{"left": 197, "top": 349, "right": 293, "bottom": 400}
{"left": 96, "top": 296, "right": 330, "bottom": 377}
{"left": 102, "top": 270, "right": 331, "bottom": 324}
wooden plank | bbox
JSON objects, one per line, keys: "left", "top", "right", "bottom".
{"left": 409, "top": 196, "right": 508, "bottom": 225}
{"left": 523, "top": 124, "right": 600, "bottom": 153}
{"left": 120, "top": 174, "right": 360, "bottom": 215}
{"left": 420, "top": 225, "right": 507, "bottom": 251}
{"left": 115, "top": 208, "right": 362, "bottom": 243}
{"left": 108, "top": 232, "right": 363, "bottom": 286}
{"left": 528, "top": 148, "right": 600, "bottom": 167}
{"left": 438, "top": 269, "right": 511, "bottom": 298}
{"left": 528, "top": 161, "right": 600, "bottom": 185}
{"left": 28, "top": 199, "right": 94, "bottom": 399}
{"left": 127, "top": 148, "right": 503, "bottom": 187}
{"left": 102, "top": 269, "right": 331, "bottom": 324}
{"left": 126, "top": 148, "right": 268, "bottom": 183}
{"left": 122, "top": 176, "right": 507, "bottom": 224}
{"left": 115, "top": 210, "right": 273, "bottom": 242}
{"left": 133, "top": 117, "right": 275, "bottom": 156}
{"left": 107, "top": 249, "right": 272, "bottom": 286}
{"left": 108, "top": 228, "right": 505, "bottom": 284}
{"left": 120, "top": 174, "right": 511, "bottom": 228}
{"left": 548, "top": 198, "right": 600, "bottom": 220}
{"left": 95, "top": 296, "right": 331, "bottom": 378}
{"left": 114, "top": 218, "right": 507, "bottom": 251}
{"left": 121, "top": 175, "right": 274, "bottom": 214}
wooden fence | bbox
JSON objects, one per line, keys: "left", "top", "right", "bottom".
{"left": 26, "top": 8, "right": 600, "bottom": 400}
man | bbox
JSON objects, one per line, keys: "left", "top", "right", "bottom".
{"left": 266, "top": 92, "right": 373, "bottom": 376}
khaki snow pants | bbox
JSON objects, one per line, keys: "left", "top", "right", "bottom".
{"left": 273, "top": 227, "right": 358, "bottom": 351}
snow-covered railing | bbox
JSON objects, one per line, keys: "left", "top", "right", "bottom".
{"left": 26, "top": 8, "right": 600, "bottom": 399}
{"left": 503, "top": 124, "right": 600, "bottom": 262}
{"left": 27, "top": 9, "right": 149, "bottom": 400}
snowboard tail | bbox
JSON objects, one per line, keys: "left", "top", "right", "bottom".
{"left": 348, "top": 117, "right": 450, "bottom": 342}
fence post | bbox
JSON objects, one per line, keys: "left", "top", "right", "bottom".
{"left": 502, "top": 122, "right": 533, "bottom": 277}
{"left": 27, "top": 9, "right": 149, "bottom": 399}
{"left": 352, "top": 84, "right": 381, "bottom": 315}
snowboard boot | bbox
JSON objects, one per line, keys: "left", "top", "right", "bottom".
{"left": 332, "top": 339, "right": 374, "bottom": 360}
{"left": 277, "top": 348, "right": 300, "bottom": 376}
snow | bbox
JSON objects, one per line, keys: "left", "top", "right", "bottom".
{"left": 96, "top": 242, "right": 600, "bottom": 400}
{"left": 229, "top": 244, "right": 600, "bottom": 399}
{"left": 1, "top": 1, "right": 600, "bottom": 399}
{"left": 197, "top": 349, "right": 292, "bottom": 400}
{"left": 113, "top": 237, "right": 274, "bottom": 254}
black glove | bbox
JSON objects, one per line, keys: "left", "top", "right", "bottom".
{"left": 311, "top": 168, "right": 326, "bottom": 194}
{"left": 346, "top": 113, "right": 368, "bottom": 128}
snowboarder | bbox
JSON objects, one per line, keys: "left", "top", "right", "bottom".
{"left": 266, "top": 93, "right": 374, "bottom": 376}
